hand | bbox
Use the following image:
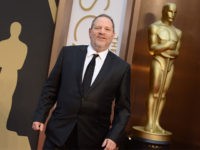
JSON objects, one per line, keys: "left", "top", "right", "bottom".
{"left": 166, "top": 40, "right": 177, "bottom": 50}
{"left": 102, "top": 138, "right": 117, "bottom": 150}
{"left": 32, "top": 121, "right": 44, "bottom": 132}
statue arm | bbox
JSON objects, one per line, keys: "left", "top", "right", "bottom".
{"left": 17, "top": 44, "right": 28, "bottom": 70}
{"left": 163, "top": 29, "right": 182, "bottom": 58}
{"left": 148, "top": 24, "right": 178, "bottom": 56}
{"left": 173, "top": 30, "right": 182, "bottom": 57}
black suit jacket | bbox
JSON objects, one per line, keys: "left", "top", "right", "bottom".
{"left": 34, "top": 45, "right": 130, "bottom": 148}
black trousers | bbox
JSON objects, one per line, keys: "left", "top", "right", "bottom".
{"left": 43, "top": 126, "right": 78, "bottom": 150}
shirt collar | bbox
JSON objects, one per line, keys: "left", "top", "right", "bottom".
{"left": 87, "top": 45, "right": 109, "bottom": 60}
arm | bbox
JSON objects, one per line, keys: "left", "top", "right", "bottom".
{"left": 16, "top": 44, "right": 28, "bottom": 70}
{"left": 148, "top": 24, "right": 177, "bottom": 56}
{"left": 33, "top": 47, "right": 64, "bottom": 125}
{"left": 160, "top": 29, "right": 182, "bottom": 58}
{"left": 105, "top": 64, "right": 131, "bottom": 146}
{"left": 166, "top": 29, "right": 182, "bottom": 58}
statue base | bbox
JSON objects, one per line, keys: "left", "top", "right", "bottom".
{"left": 120, "top": 126, "right": 172, "bottom": 149}
{"left": 132, "top": 126, "right": 172, "bottom": 143}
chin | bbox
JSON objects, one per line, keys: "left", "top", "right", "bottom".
{"left": 95, "top": 43, "right": 105, "bottom": 48}
{"left": 169, "top": 18, "right": 174, "bottom": 22}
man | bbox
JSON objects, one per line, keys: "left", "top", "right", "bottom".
{"left": 32, "top": 14, "right": 130, "bottom": 150}
{"left": 145, "top": 3, "right": 182, "bottom": 133}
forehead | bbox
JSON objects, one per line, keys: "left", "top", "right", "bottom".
{"left": 93, "top": 17, "right": 113, "bottom": 27}
{"left": 166, "top": 4, "right": 177, "bottom": 12}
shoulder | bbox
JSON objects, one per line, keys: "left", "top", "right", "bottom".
{"left": 174, "top": 27, "right": 182, "bottom": 38}
{"left": 61, "top": 45, "right": 88, "bottom": 53}
{"left": 56, "top": 45, "right": 87, "bottom": 59}
{"left": 108, "top": 51, "right": 130, "bottom": 68}
{"left": 149, "top": 21, "right": 161, "bottom": 28}
{"left": 148, "top": 21, "right": 161, "bottom": 33}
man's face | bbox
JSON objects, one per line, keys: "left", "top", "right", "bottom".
{"left": 89, "top": 16, "right": 115, "bottom": 52}
{"left": 165, "top": 4, "right": 177, "bottom": 23}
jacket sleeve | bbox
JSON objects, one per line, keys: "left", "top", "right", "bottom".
{"left": 107, "top": 64, "right": 131, "bottom": 144}
{"left": 33, "top": 47, "right": 64, "bottom": 123}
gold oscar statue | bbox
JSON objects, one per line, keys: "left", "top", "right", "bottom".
{"left": 133, "top": 2, "right": 182, "bottom": 143}
{"left": 0, "top": 22, "right": 30, "bottom": 149}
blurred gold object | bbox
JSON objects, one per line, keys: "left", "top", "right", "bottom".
{"left": 132, "top": 2, "right": 182, "bottom": 142}
{"left": 133, "top": 126, "right": 171, "bottom": 142}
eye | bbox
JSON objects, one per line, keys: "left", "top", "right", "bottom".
{"left": 105, "top": 28, "right": 111, "bottom": 31}
{"left": 93, "top": 26, "right": 101, "bottom": 30}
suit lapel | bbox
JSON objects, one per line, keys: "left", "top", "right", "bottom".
{"left": 86, "top": 51, "right": 114, "bottom": 95}
{"left": 77, "top": 46, "right": 87, "bottom": 92}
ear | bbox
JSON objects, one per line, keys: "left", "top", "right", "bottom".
{"left": 89, "top": 28, "right": 92, "bottom": 37}
{"left": 112, "top": 32, "right": 115, "bottom": 38}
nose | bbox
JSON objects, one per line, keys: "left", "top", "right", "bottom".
{"left": 172, "top": 12, "right": 176, "bottom": 17}
{"left": 99, "top": 28, "right": 106, "bottom": 34}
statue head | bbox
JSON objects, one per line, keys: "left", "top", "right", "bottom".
{"left": 162, "top": 3, "right": 177, "bottom": 24}
{"left": 10, "top": 22, "right": 22, "bottom": 37}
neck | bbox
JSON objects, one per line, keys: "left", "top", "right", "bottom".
{"left": 91, "top": 45, "right": 108, "bottom": 53}
{"left": 161, "top": 18, "right": 172, "bottom": 26}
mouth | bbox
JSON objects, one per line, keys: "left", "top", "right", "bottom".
{"left": 97, "top": 36, "right": 106, "bottom": 40}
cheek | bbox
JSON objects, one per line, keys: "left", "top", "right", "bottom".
{"left": 108, "top": 36, "right": 114, "bottom": 42}
{"left": 90, "top": 32, "right": 97, "bottom": 38}
{"left": 89, "top": 34, "right": 96, "bottom": 41}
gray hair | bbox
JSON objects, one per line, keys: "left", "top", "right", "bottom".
{"left": 90, "top": 14, "right": 115, "bottom": 32}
